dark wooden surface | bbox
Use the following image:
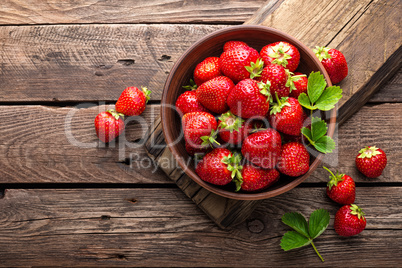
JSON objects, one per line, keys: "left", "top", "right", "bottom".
{"left": 0, "top": 0, "right": 401, "bottom": 266}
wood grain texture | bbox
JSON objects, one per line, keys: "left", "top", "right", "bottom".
{"left": 0, "top": 101, "right": 400, "bottom": 184}
{"left": 369, "top": 67, "right": 402, "bottom": 103}
{"left": 0, "top": 0, "right": 265, "bottom": 25}
{"left": 0, "top": 187, "right": 400, "bottom": 267}
{"left": 0, "top": 24, "right": 227, "bottom": 102}
{"left": 246, "top": 0, "right": 402, "bottom": 124}
{"left": 0, "top": 23, "right": 400, "bottom": 104}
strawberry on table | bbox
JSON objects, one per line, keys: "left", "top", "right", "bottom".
{"left": 277, "top": 142, "right": 310, "bottom": 177}
{"left": 260, "top": 41, "right": 300, "bottom": 72}
{"left": 115, "top": 86, "right": 151, "bottom": 116}
{"left": 175, "top": 90, "right": 209, "bottom": 116}
{"left": 323, "top": 166, "right": 355, "bottom": 205}
{"left": 196, "top": 148, "right": 243, "bottom": 188}
{"left": 182, "top": 111, "right": 219, "bottom": 150}
{"left": 196, "top": 76, "right": 234, "bottom": 114}
{"left": 269, "top": 95, "right": 305, "bottom": 136}
{"left": 218, "top": 111, "right": 251, "bottom": 145}
{"left": 193, "top": 57, "right": 222, "bottom": 86}
{"left": 334, "top": 204, "right": 366, "bottom": 236}
{"left": 258, "top": 63, "right": 290, "bottom": 98}
{"left": 227, "top": 79, "right": 271, "bottom": 118}
{"left": 355, "top": 146, "right": 387, "bottom": 178}
{"left": 313, "top": 46, "right": 348, "bottom": 84}
{"left": 241, "top": 128, "right": 282, "bottom": 169}
{"left": 223, "top": 40, "right": 249, "bottom": 52}
{"left": 94, "top": 110, "right": 125, "bottom": 143}
{"left": 288, "top": 72, "right": 308, "bottom": 99}
{"left": 219, "top": 46, "right": 262, "bottom": 83}
{"left": 240, "top": 163, "right": 280, "bottom": 192}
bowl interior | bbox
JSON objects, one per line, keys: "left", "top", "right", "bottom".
{"left": 161, "top": 25, "right": 335, "bottom": 200}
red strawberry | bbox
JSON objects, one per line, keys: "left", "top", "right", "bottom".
{"left": 94, "top": 110, "right": 125, "bottom": 143}
{"left": 196, "top": 148, "right": 242, "bottom": 186}
{"left": 313, "top": 46, "right": 348, "bottom": 84}
{"left": 219, "top": 46, "right": 262, "bottom": 83}
{"left": 334, "top": 204, "right": 366, "bottom": 236}
{"left": 260, "top": 41, "right": 300, "bottom": 72}
{"left": 175, "top": 90, "right": 209, "bottom": 116}
{"left": 227, "top": 79, "right": 271, "bottom": 118}
{"left": 288, "top": 72, "right": 308, "bottom": 98}
{"left": 193, "top": 57, "right": 222, "bottom": 86}
{"left": 355, "top": 146, "right": 387, "bottom": 178}
{"left": 240, "top": 163, "right": 280, "bottom": 192}
{"left": 196, "top": 76, "right": 234, "bottom": 114}
{"left": 269, "top": 96, "right": 305, "bottom": 136}
{"left": 277, "top": 142, "right": 310, "bottom": 177}
{"left": 242, "top": 128, "right": 282, "bottom": 169}
{"left": 323, "top": 166, "right": 355, "bottom": 205}
{"left": 182, "top": 111, "right": 219, "bottom": 150}
{"left": 258, "top": 64, "right": 290, "bottom": 98}
{"left": 223, "top": 41, "right": 249, "bottom": 52}
{"left": 115, "top": 86, "right": 151, "bottom": 116}
{"left": 218, "top": 111, "right": 252, "bottom": 145}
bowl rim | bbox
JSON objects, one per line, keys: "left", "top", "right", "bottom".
{"left": 161, "top": 25, "right": 335, "bottom": 200}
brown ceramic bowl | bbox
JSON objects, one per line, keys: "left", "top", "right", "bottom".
{"left": 161, "top": 25, "right": 336, "bottom": 200}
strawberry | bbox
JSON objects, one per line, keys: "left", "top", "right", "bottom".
{"left": 277, "top": 142, "right": 310, "bottom": 177}
{"left": 219, "top": 46, "right": 262, "bottom": 83}
{"left": 260, "top": 41, "right": 300, "bottom": 72}
{"left": 313, "top": 46, "right": 348, "bottom": 84}
{"left": 334, "top": 204, "right": 366, "bottom": 236}
{"left": 355, "top": 146, "right": 387, "bottom": 178}
{"left": 94, "top": 110, "right": 125, "bottom": 143}
{"left": 223, "top": 40, "right": 249, "bottom": 52}
{"left": 288, "top": 72, "right": 308, "bottom": 99}
{"left": 196, "top": 148, "right": 242, "bottom": 187}
{"left": 182, "top": 111, "right": 219, "bottom": 150}
{"left": 193, "top": 57, "right": 222, "bottom": 86}
{"left": 227, "top": 79, "right": 271, "bottom": 118}
{"left": 175, "top": 90, "right": 209, "bottom": 116}
{"left": 269, "top": 95, "right": 305, "bottom": 136}
{"left": 258, "top": 64, "right": 290, "bottom": 98}
{"left": 218, "top": 111, "right": 252, "bottom": 145}
{"left": 241, "top": 128, "right": 282, "bottom": 169}
{"left": 196, "top": 76, "right": 234, "bottom": 114}
{"left": 115, "top": 86, "right": 151, "bottom": 116}
{"left": 323, "top": 166, "right": 355, "bottom": 205}
{"left": 240, "top": 163, "right": 280, "bottom": 192}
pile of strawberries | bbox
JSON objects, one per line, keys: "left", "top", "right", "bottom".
{"left": 176, "top": 40, "right": 347, "bottom": 192}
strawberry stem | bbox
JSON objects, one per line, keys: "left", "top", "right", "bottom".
{"left": 310, "top": 240, "right": 324, "bottom": 262}
{"left": 322, "top": 166, "right": 336, "bottom": 178}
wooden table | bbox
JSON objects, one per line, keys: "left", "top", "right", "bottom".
{"left": 0, "top": 1, "right": 401, "bottom": 266}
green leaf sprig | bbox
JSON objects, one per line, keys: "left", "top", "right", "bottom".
{"left": 280, "top": 209, "right": 330, "bottom": 262}
{"left": 298, "top": 71, "right": 342, "bottom": 154}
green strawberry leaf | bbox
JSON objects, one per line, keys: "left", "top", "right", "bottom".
{"left": 315, "top": 86, "right": 343, "bottom": 111}
{"left": 280, "top": 209, "right": 329, "bottom": 262}
{"left": 307, "top": 71, "right": 327, "bottom": 103}
{"left": 308, "top": 209, "right": 330, "bottom": 239}
{"left": 310, "top": 117, "right": 328, "bottom": 141}
{"left": 313, "top": 135, "right": 336, "bottom": 154}
{"left": 282, "top": 212, "right": 310, "bottom": 238}
{"left": 301, "top": 127, "right": 313, "bottom": 144}
{"left": 280, "top": 231, "right": 311, "bottom": 251}
{"left": 298, "top": 93, "right": 316, "bottom": 110}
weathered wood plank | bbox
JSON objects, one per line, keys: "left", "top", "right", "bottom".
{"left": 0, "top": 24, "right": 227, "bottom": 102}
{"left": 0, "top": 23, "right": 400, "bottom": 103}
{"left": 246, "top": 0, "right": 402, "bottom": 125}
{"left": 369, "top": 67, "right": 402, "bottom": 103}
{"left": 0, "top": 102, "right": 400, "bottom": 184}
{"left": 0, "top": 0, "right": 265, "bottom": 25}
{"left": 0, "top": 187, "right": 400, "bottom": 266}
